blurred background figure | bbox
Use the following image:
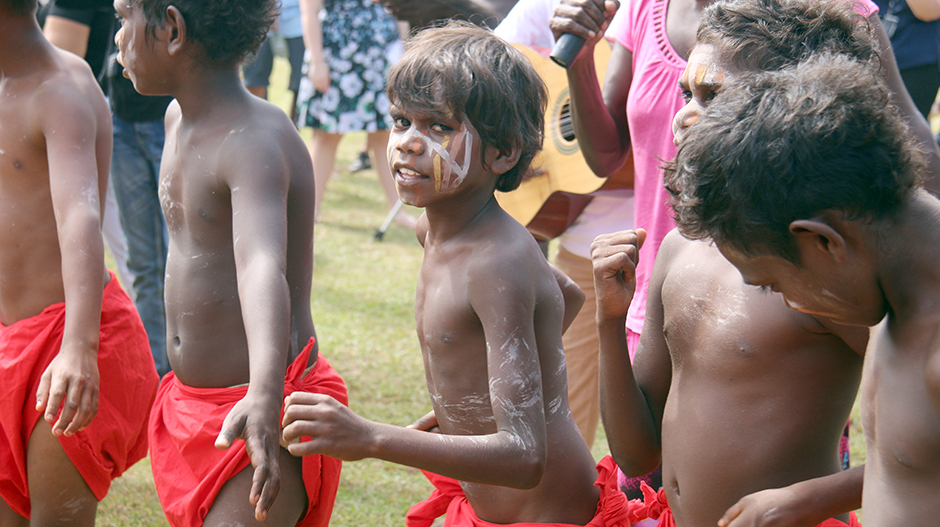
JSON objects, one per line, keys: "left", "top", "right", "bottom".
{"left": 873, "top": 0, "right": 940, "bottom": 120}
{"left": 243, "top": 0, "right": 307, "bottom": 123}
{"left": 298, "top": 0, "right": 417, "bottom": 230}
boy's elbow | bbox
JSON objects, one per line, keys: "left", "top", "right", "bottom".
{"left": 512, "top": 452, "right": 545, "bottom": 489}
{"left": 612, "top": 450, "right": 661, "bottom": 479}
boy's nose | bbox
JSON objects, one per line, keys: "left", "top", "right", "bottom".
{"left": 395, "top": 129, "right": 426, "bottom": 154}
{"left": 672, "top": 104, "right": 701, "bottom": 146}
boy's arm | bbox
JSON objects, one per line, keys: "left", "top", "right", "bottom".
{"left": 213, "top": 130, "right": 294, "bottom": 522}
{"left": 594, "top": 228, "right": 671, "bottom": 477}
{"left": 33, "top": 81, "right": 108, "bottom": 437}
{"left": 283, "top": 254, "right": 558, "bottom": 489}
{"left": 549, "top": 263, "right": 585, "bottom": 333}
{"left": 551, "top": 0, "right": 633, "bottom": 179}
{"left": 718, "top": 465, "right": 863, "bottom": 527}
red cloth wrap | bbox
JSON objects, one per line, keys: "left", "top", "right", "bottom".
{"left": 148, "top": 339, "right": 347, "bottom": 527}
{"left": 0, "top": 272, "right": 159, "bottom": 518}
{"left": 636, "top": 481, "right": 861, "bottom": 527}
{"left": 406, "top": 455, "right": 646, "bottom": 526}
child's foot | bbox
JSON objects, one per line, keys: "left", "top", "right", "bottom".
{"left": 349, "top": 151, "right": 372, "bottom": 172}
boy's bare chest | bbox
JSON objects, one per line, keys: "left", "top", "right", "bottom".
{"left": 863, "top": 323, "right": 940, "bottom": 472}
{"left": 159, "top": 136, "right": 230, "bottom": 235}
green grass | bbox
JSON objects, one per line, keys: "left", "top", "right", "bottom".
{"left": 96, "top": 52, "right": 867, "bottom": 525}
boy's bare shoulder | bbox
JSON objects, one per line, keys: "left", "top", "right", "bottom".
{"left": 215, "top": 99, "right": 310, "bottom": 183}
{"left": 465, "top": 215, "right": 551, "bottom": 289}
{"left": 27, "top": 50, "right": 107, "bottom": 131}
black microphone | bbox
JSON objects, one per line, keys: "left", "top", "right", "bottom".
{"left": 549, "top": 33, "right": 586, "bottom": 68}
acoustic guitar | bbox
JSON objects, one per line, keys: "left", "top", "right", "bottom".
{"left": 496, "top": 43, "right": 634, "bottom": 242}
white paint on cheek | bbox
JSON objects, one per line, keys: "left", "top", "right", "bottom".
{"left": 427, "top": 129, "right": 472, "bottom": 192}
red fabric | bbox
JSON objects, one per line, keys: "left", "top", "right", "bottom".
{"left": 636, "top": 482, "right": 861, "bottom": 527}
{"left": 0, "top": 272, "right": 159, "bottom": 518}
{"left": 406, "top": 455, "right": 646, "bottom": 526}
{"left": 148, "top": 340, "right": 347, "bottom": 527}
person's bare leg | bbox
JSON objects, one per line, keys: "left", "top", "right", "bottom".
{"left": 310, "top": 131, "right": 343, "bottom": 220}
{"left": 26, "top": 420, "right": 98, "bottom": 527}
{"left": 369, "top": 130, "right": 415, "bottom": 229}
{"left": 202, "top": 447, "right": 307, "bottom": 527}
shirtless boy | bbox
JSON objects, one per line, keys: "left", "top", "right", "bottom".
{"left": 0, "top": 2, "right": 158, "bottom": 525}
{"left": 666, "top": 52, "right": 939, "bottom": 525}
{"left": 281, "top": 23, "right": 634, "bottom": 526}
{"left": 112, "top": 1, "right": 347, "bottom": 526}
{"left": 590, "top": 1, "right": 888, "bottom": 526}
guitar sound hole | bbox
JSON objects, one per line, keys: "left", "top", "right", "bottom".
{"left": 559, "top": 99, "right": 576, "bottom": 143}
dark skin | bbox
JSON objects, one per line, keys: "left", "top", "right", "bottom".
{"left": 594, "top": 229, "right": 869, "bottom": 527}
{"left": 283, "top": 99, "right": 601, "bottom": 524}
{"left": 717, "top": 194, "right": 940, "bottom": 526}
{"left": 0, "top": 6, "right": 112, "bottom": 526}
{"left": 113, "top": 2, "right": 317, "bottom": 523}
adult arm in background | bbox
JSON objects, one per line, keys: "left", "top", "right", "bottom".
{"left": 905, "top": 0, "right": 940, "bottom": 20}
{"left": 298, "top": 0, "right": 330, "bottom": 94}
{"left": 869, "top": 14, "right": 940, "bottom": 192}
{"left": 550, "top": 0, "right": 633, "bottom": 179}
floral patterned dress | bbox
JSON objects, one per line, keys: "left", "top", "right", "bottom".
{"left": 296, "top": 0, "right": 401, "bottom": 133}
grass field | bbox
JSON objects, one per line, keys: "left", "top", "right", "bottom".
{"left": 96, "top": 51, "right": 868, "bottom": 525}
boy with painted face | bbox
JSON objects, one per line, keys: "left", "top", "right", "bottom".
{"left": 666, "top": 50, "right": 939, "bottom": 526}
{"left": 112, "top": 1, "right": 347, "bottom": 526}
{"left": 282, "top": 22, "right": 639, "bottom": 527}
{"left": 591, "top": 1, "right": 905, "bottom": 526}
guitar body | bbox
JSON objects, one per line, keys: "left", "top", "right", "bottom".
{"left": 496, "top": 43, "right": 634, "bottom": 242}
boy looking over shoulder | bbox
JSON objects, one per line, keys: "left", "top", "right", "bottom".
{"left": 666, "top": 52, "right": 939, "bottom": 525}
{"left": 112, "top": 1, "right": 347, "bottom": 526}
{"left": 282, "top": 22, "right": 635, "bottom": 527}
{"left": 0, "top": 1, "right": 158, "bottom": 525}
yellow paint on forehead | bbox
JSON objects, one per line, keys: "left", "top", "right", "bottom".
{"left": 694, "top": 62, "right": 708, "bottom": 86}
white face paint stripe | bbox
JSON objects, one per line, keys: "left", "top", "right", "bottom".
{"left": 388, "top": 124, "right": 474, "bottom": 193}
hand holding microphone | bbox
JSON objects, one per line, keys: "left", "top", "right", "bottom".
{"left": 549, "top": 0, "right": 620, "bottom": 68}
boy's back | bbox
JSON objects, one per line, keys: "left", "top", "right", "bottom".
{"left": 638, "top": 230, "right": 865, "bottom": 525}
{"left": 0, "top": 22, "right": 111, "bottom": 323}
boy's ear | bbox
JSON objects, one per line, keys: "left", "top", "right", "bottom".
{"left": 485, "top": 144, "right": 522, "bottom": 176}
{"left": 789, "top": 218, "right": 847, "bottom": 263}
{"left": 161, "top": 5, "right": 187, "bottom": 56}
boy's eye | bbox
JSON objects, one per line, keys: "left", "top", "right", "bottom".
{"left": 430, "top": 123, "right": 452, "bottom": 133}
{"left": 393, "top": 116, "right": 411, "bottom": 128}
{"left": 680, "top": 89, "right": 693, "bottom": 103}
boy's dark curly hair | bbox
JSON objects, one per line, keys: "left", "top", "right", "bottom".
{"left": 386, "top": 21, "right": 548, "bottom": 193}
{"left": 697, "top": 0, "right": 879, "bottom": 72}
{"left": 665, "top": 53, "right": 925, "bottom": 263}
{"left": 137, "top": 0, "right": 277, "bottom": 67}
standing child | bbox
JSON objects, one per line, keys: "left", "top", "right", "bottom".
{"left": 112, "top": 1, "right": 347, "bottom": 526}
{"left": 0, "top": 1, "right": 158, "bottom": 525}
{"left": 665, "top": 52, "right": 939, "bottom": 525}
{"left": 282, "top": 22, "right": 635, "bottom": 526}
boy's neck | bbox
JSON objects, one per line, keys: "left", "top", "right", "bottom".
{"left": 424, "top": 193, "right": 500, "bottom": 245}
{"left": 0, "top": 15, "right": 49, "bottom": 72}
{"left": 171, "top": 64, "right": 251, "bottom": 122}
{"left": 876, "top": 190, "right": 940, "bottom": 321}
